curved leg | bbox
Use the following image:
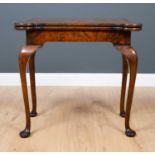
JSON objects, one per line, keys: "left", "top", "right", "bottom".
{"left": 19, "top": 45, "right": 40, "bottom": 138}
{"left": 29, "top": 53, "right": 37, "bottom": 117}
{"left": 115, "top": 45, "right": 138, "bottom": 137}
{"left": 120, "top": 56, "right": 128, "bottom": 117}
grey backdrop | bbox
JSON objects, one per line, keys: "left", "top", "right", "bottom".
{"left": 0, "top": 4, "right": 154, "bottom": 73}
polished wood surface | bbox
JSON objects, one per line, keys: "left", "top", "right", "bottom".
{"left": 15, "top": 18, "right": 142, "bottom": 138}
{"left": 115, "top": 46, "right": 138, "bottom": 137}
{"left": 15, "top": 18, "right": 142, "bottom": 31}
{"left": 18, "top": 46, "right": 41, "bottom": 137}
{"left": 26, "top": 31, "right": 131, "bottom": 45}
{"left": 0, "top": 86, "right": 155, "bottom": 151}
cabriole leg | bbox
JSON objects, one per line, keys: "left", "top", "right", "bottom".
{"left": 115, "top": 45, "right": 138, "bottom": 137}
{"left": 18, "top": 46, "right": 40, "bottom": 138}
{"left": 120, "top": 55, "right": 128, "bottom": 117}
{"left": 29, "top": 53, "right": 37, "bottom": 117}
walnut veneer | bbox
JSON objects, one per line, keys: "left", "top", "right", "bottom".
{"left": 15, "top": 18, "right": 142, "bottom": 138}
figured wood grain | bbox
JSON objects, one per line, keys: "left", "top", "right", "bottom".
{"left": 0, "top": 87, "right": 155, "bottom": 151}
{"left": 15, "top": 18, "right": 142, "bottom": 138}
{"left": 26, "top": 30, "right": 131, "bottom": 45}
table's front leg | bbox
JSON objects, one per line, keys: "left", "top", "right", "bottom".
{"left": 114, "top": 45, "right": 138, "bottom": 137}
{"left": 18, "top": 45, "right": 40, "bottom": 138}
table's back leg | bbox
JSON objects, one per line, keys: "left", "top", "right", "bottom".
{"left": 120, "top": 55, "right": 128, "bottom": 117}
{"left": 29, "top": 53, "right": 37, "bottom": 117}
{"left": 114, "top": 45, "right": 138, "bottom": 137}
{"left": 125, "top": 47, "right": 138, "bottom": 137}
{"left": 18, "top": 45, "right": 40, "bottom": 138}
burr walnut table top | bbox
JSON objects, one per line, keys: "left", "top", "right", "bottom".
{"left": 15, "top": 18, "right": 142, "bottom": 31}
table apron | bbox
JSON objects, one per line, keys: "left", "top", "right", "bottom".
{"left": 26, "top": 30, "right": 131, "bottom": 45}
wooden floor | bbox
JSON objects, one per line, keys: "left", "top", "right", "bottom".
{"left": 0, "top": 86, "right": 155, "bottom": 151}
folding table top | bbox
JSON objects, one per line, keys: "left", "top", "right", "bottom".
{"left": 15, "top": 18, "right": 142, "bottom": 31}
